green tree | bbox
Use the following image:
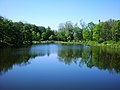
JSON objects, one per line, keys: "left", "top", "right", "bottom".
{"left": 93, "top": 24, "right": 101, "bottom": 41}
{"left": 41, "top": 32, "right": 47, "bottom": 40}
{"left": 73, "top": 23, "right": 82, "bottom": 41}
{"left": 22, "top": 24, "right": 32, "bottom": 44}
{"left": 36, "top": 32, "right": 40, "bottom": 40}
{"left": 82, "top": 28, "right": 90, "bottom": 41}
{"left": 87, "top": 22, "right": 95, "bottom": 40}
{"left": 111, "top": 20, "right": 120, "bottom": 41}
{"left": 64, "top": 21, "right": 74, "bottom": 41}
{"left": 49, "top": 35, "right": 54, "bottom": 40}
{"left": 32, "top": 31, "right": 37, "bottom": 41}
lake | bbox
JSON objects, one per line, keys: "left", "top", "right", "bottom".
{"left": 0, "top": 44, "right": 120, "bottom": 90}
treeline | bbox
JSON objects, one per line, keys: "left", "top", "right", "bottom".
{"left": 0, "top": 16, "right": 56, "bottom": 47}
{"left": 0, "top": 16, "right": 120, "bottom": 47}
{"left": 57, "top": 19, "right": 120, "bottom": 42}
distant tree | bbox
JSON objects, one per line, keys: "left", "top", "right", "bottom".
{"left": 36, "top": 32, "right": 40, "bottom": 41}
{"left": 41, "top": 32, "right": 47, "bottom": 40}
{"left": 111, "top": 20, "right": 120, "bottom": 41}
{"left": 82, "top": 28, "right": 90, "bottom": 41}
{"left": 64, "top": 21, "right": 74, "bottom": 41}
{"left": 73, "top": 23, "right": 82, "bottom": 41}
{"left": 32, "top": 31, "right": 37, "bottom": 41}
{"left": 22, "top": 24, "right": 32, "bottom": 44}
{"left": 93, "top": 24, "right": 101, "bottom": 41}
{"left": 49, "top": 35, "right": 54, "bottom": 40}
{"left": 1, "top": 15, "right": 120, "bottom": 47}
{"left": 87, "top": 22, "right": 95, "bottom": 40}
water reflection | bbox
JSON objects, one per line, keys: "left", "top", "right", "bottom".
{"left": 0, "top": 44, "right": 56, "bottom": 74}
{"left": 0, "top": 47, "right": 31, "bottom": 74}
{"left": 0, "top": 44, "right": 120, "bottom": 75}
{"left": 89, "top": 47, "right": 120, "bottom": 73}
{"left": 57, "top": 45, "right": 83, "bottom": 64}
{"left": 58, "top": 45, "right": 120, "bottom": 73}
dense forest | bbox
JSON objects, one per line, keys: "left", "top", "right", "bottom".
{"left": 0, "top": 16, "right": 120, "bottom": 47}
{"left": 0, "top": 16, "right": 55, "bottom": 47}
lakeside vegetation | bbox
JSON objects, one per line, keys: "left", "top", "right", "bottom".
{"left": 0, "top": 16, "right": 120, "bottom": 48}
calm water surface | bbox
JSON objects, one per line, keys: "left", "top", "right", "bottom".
{"left": 0, "top": 44, "right": 120, "bottom": 90}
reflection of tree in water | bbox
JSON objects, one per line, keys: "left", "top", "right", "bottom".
{"left": 0, "top": 44, "right": 120, "bottom": 75}
{"left": 58, "top": 45, "right": 120, "bottom": 73}
{"left": 90, "top": 47, "right": 120, "bottom": 73}
{"left": 81, "top": 46, "right": 93, "bottom": 68}
{"left": 0, "top": 48, "right": 31, "bottom": 74}
{"left": 58, "top": 45, "right": 83, "bottom": 65}
{"left": 0, "top": 47, "right": 46, "bottom": 75}
{"left": 0, "top": 44, "right": 55, "bottom": 75}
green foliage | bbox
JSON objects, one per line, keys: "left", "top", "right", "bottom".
{"left": 93, "top": 24, "right": 101, "bottom": 41}
{"left": 57, "top": 21, "right": 82, "bottom": 42}
{"left": 36, "top": 32, "right": 40, "bottom": 40}
{"left": 0, "top": 16, "right": 120, "bottom": 47}
{"left": 82, "top": 22, "right": 95, "bottom": 41}
{"left": 49, "top": 35, "right": 54, "bottom": 40}
{"left": 111, "top": 20, "right": 120, "bottom": 41}
{"left": 32, "top": 31, "right": 37, "bottom": 40}
{"left": 73, "top": 24, "right": 82, "bottom": 41}
{"left": 0, "top": 16, "right": 55, "bottom": 47}
{"left": 82, "top": 29, "right": 90, "bottom": 41}
{"left": 41, "top": 32, "right": 47, "bottom": 40}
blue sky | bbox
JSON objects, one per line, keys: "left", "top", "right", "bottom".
{"left": 0, "top": 0, "right": 120, "bottom": 30}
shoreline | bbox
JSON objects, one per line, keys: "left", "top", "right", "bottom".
{"left": 1, "top": 41, "right": 120, "bottom": 48}
{"left": 32, "top": 41, "right": 120, "bottom": 48}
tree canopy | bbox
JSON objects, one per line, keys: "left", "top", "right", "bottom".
{"left": 0, "top": 16, "right": 120, "bottom": 47}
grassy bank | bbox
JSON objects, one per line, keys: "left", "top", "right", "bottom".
{"left": 32, "top": 41, "right": 54, "bottom": 44}
{"left": 32, "top": 41, "right": 83, "bottom": 45}
{"left": 32, "top": 40, "right": 120, "bottom": 48}
{"left": 85, "top": 41, "right": 120, "bottom": 48}
{"left": 54, "top": 41, "right": 83, "bottom": 45}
